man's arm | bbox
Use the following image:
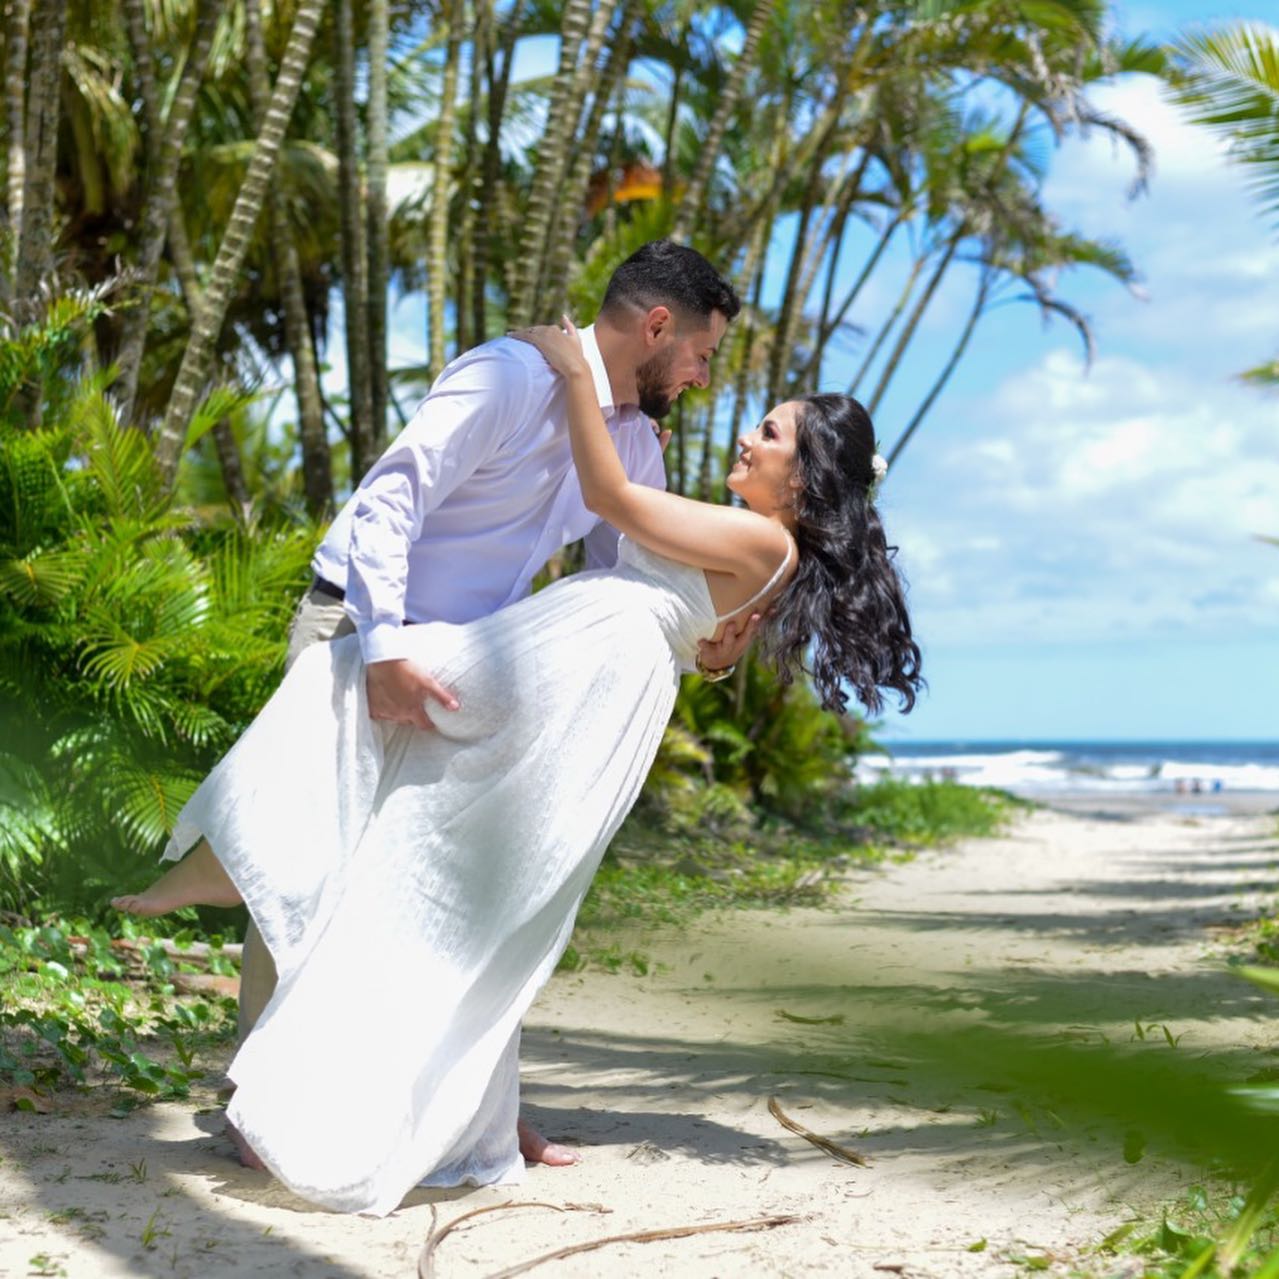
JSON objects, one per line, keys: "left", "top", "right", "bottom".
{"left": 344, "top": 347, "right": 530, "bottom": 726}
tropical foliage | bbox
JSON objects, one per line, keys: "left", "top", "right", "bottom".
{"left": 0, "top": 0, "right": 1166, "bottom": 917}
{"left": 0, "top": 293, "right": 315, "bottom": 916}
{"left": 1166, "top": 23, "right": 1279, "bottom": 388}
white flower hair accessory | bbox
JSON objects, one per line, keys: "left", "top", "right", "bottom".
{"left": 870, "top": 453, "right": 888, "bottom": 484}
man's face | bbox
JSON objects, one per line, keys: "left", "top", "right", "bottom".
{"left": 634, "top": 310, "right": 728, "bottom": 419}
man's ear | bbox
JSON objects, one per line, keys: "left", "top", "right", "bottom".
{"left": 643, "top": 305, "right": 673, "bottom": 346}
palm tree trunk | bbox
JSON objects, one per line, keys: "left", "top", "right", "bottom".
{"left": 366, "top": 0, "right": 390, "bottom": 457}
{"left": 211, "top": 416, "right": 251, "bottom": 511}
{"left": 114, "top": 0, "right": 219, "bottom": 427}
{"left": 3, "top": 0, "right": 30, "bottom": 269}
{"left": 887, "top": 268, "right": 991, "bottom": 468}
{"left": 723, "top": 21, "right": 874, "bottom": 253}
{"left": 455, "top": 0, "right": 489, "bottom": 354}
{"left": 13, "top": 0, "right": 67, "bottom": 327}
{"left": 766, "top": 117, "right": 845, "bottom": 404}
{"left": 672, "top": 398, "right": 686, "bottom": 496}
{"left": 154, "top": 0, "right": 325, "bottom": 485}
{"left": 533, "top": 0, "right": 619, "bottom": 305}
{"left": 800, "top": 210, "right": 901, "bottom": 386}
{"left": 427, "top": 0, "right": 462, "bottom": 379}
{"left": 507, "top": 0, "right": 592, "bottom": 328}
{"left": 600, "top": 79, "right": 626, "bottom": 240}
{"left": 544, "top": 9, "right": 635, "bottom": 316}
{"left": 472, "top": 0, "right": 522, "bottom": 343}
{"left": 865, "top": 231, "right": 961, "bottom": 416}
{"left": 721, "top": 221, "right": 770, "bottom": 490}
{"left": 334, "top": 0, "right": 375, "bottom": 478}
{"left": 848, "top": 247, "right": 925, "bottom": 398}
{"left": 121, "top": 0, "right": 160, "bottom": 144}
{"left": 786, "top": 144, "right": 870, "bottom": 390}
{"left": 792, "top": 146, "right": 859, "bottom": 317}
{"left": 245, "top": 0, "right": 331, "bottom": 514}
{"left": 166, "top": 205, "right": 202, "bottom": 309}
{"left": 164, "top": 204, "right": 250, "bottom": 506}
{"left": 672, "top": 0, "right": 773, "bottom": 241}
{"left": 714, "top": 113, "right": 787, "bottom": 496}
{"left": 660, "top": 24, "right": 687, "bottom": 201}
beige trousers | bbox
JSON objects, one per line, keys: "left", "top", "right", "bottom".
{"left": 236, "top": 587, "right": 355, "bottom": 1043}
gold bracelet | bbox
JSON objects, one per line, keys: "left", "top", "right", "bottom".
{"left": 695, "top": 653, "right": 734, "bottom": 683}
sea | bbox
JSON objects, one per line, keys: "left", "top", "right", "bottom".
{"left": 855, "top": 741, "right": 1279, "bottom": 798}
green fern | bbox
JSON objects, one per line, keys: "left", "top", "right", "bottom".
{"left": 0, "top": 292, "right": 319, "bottom": 917}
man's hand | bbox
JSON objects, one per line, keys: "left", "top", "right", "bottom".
{"left": 366, "top": 658, "right": 459, "bottom": 730}
{"left": 697, "top": 611, "right": 761, "bottom": 676}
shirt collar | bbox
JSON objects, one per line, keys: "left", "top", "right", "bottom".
{"left": 578, "top": 324, "right": 619, "bottom": 420}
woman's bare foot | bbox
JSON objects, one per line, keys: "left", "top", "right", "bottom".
{"left": 517, "top": 1117, "right": 580, "bottom": 1166}
{"left": 111, "top": 840, "right": 242, "bottom": 917}
{"left": 226, "top": 1116, "right": 267, "bottom": 1171}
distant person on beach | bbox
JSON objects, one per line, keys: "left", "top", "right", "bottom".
{"left": 111, "top": 314, "right": 922, "bottom": 1215}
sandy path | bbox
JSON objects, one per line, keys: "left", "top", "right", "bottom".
{"left": 3, "top": 803, "right": 1277, "bottom": 1278}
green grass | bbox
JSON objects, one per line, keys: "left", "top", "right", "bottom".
{"left": 0, "top": 918, "right": 237, "bottom": 1102}
{"left": 567, "top": 780, "right": 1017, "bottom": 962}
{"left": 841, "top": 777, "right": 1024, "bottom": 846}
{"left": 0, "top": 781, "right": 1016, "bottom": 1098}
{"left": 1067, "top": 1182, "right": 1279, "bottom": 1278}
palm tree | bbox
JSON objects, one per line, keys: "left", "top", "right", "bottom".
{"left": 244, "top": 0, "right": 331, "bottom": 515}
{"left": 1166, "top": 23, "right": 1279, "bottom": 387}
{"left": 113, "top": 0, "right": 220, "bottom": 427}
{"left": 12, "top": 0, "right": 68, "bottom": 328}
{"left": 366, "top": 0, "right": 391, "bottom": 454}
{"left": 543, "top": 3, "right": 640, "bottom": 319}
{"left": 427, "top": 0, "right": 463, "bottom": 380}
{"left": 671, "top": 0, "right": 774, "bottom": 242}
{"left": 333, "top": 0, "right": 375, "bottom": 480}
{"left": 887, "top": 225, "right": 1138, "bottom": 467}
{"left": 154, "top": 0, "right": 326, "bottom": 485}
{"left": 2, "top": 0, "right": 30, "bottom": 274}
{"left": 507, "top": 0, "right": 593, "bottom": 329}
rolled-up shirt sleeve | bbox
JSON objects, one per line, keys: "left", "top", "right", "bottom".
{"left": 345, "top": 351, "right": 530, "bottom": 662}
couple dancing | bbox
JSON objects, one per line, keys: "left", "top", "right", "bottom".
{"left": 113, "top": 240, "right": 921, "bottom": 1216}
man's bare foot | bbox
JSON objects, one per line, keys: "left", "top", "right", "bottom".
{"left": 111, "top": 840, "right": 242, "bottom": 917}
{"left": 226, "top": 1116, "right": 267, "bottom": 1171}
{"left": 517, "top": 1116, "right": 580, "bottom": 1166}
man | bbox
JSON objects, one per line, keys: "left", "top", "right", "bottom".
{"left": 236, "top": 240, "right": 753, "bottom": 1169}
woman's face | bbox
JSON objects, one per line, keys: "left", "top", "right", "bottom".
{"left": 726, "top": 401, "right": 802, "bottom": 508}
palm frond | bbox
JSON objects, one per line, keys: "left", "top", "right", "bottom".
{"left": 1168, "top": 24, "right": 1279, "bottom": 224}
{"left": 1239, "top": 356, "right": 1279, "bottom": 387}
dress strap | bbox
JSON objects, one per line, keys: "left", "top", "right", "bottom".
{"left": 714, "top": 531, "right": 796, "bottom": 622}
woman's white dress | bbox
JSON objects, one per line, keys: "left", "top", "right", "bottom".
{"left": 163, "top": 536, "right": 772, "bottom": 1216}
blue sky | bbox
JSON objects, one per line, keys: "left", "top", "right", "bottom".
{"left": 809, "top": 5, "right": 1279, "bottom": 742}
{"left": 363, "top": 3, "right": 1278, "bottom": 743}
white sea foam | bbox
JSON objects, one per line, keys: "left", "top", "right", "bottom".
{"left": 857, "top": 747, "right": 1279, "bottom": 794}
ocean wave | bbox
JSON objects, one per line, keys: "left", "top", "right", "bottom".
{"left": 857, "top": 749, "right": 1279, "bottom": 794}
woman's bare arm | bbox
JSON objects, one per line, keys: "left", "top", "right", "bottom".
{"left": 516, "top": 321, "right": 788, "bottom": 589}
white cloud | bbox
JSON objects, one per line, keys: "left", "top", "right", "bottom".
{"left": 890, "top": 346, "right": 1279, "bottom": 646}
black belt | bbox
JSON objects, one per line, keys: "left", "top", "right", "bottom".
{"left": 312, "top": 576, "right": 345, "bottom": 602}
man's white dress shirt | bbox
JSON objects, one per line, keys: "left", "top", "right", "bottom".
{"left": 312, "top": 326, "right": 667, "bottom": 663}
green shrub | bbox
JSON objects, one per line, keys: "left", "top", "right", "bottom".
{"left": 840, "top": 778, "right": 1015, "bottom": 846}
{"left": 0, "top": 300, "right": 318, "bottom": 919}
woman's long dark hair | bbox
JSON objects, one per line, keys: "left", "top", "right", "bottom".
{"left": 760, "top": 394, "right": 923, "bottom": 716}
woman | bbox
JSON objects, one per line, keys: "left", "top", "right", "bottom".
{"left": 113, "top": 319, "right": 921, "bottom": 1216}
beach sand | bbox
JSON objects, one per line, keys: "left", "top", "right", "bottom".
{"left": 2, "top": 799, "right": 1277, "bottom": 1277}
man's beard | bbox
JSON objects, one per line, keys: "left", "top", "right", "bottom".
{"left": 635, "top": 346, "right": 678, "bottom": 419}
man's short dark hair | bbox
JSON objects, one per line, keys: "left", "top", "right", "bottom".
{"left": 600, "top": 240, "right": 741, "bottom": 328}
